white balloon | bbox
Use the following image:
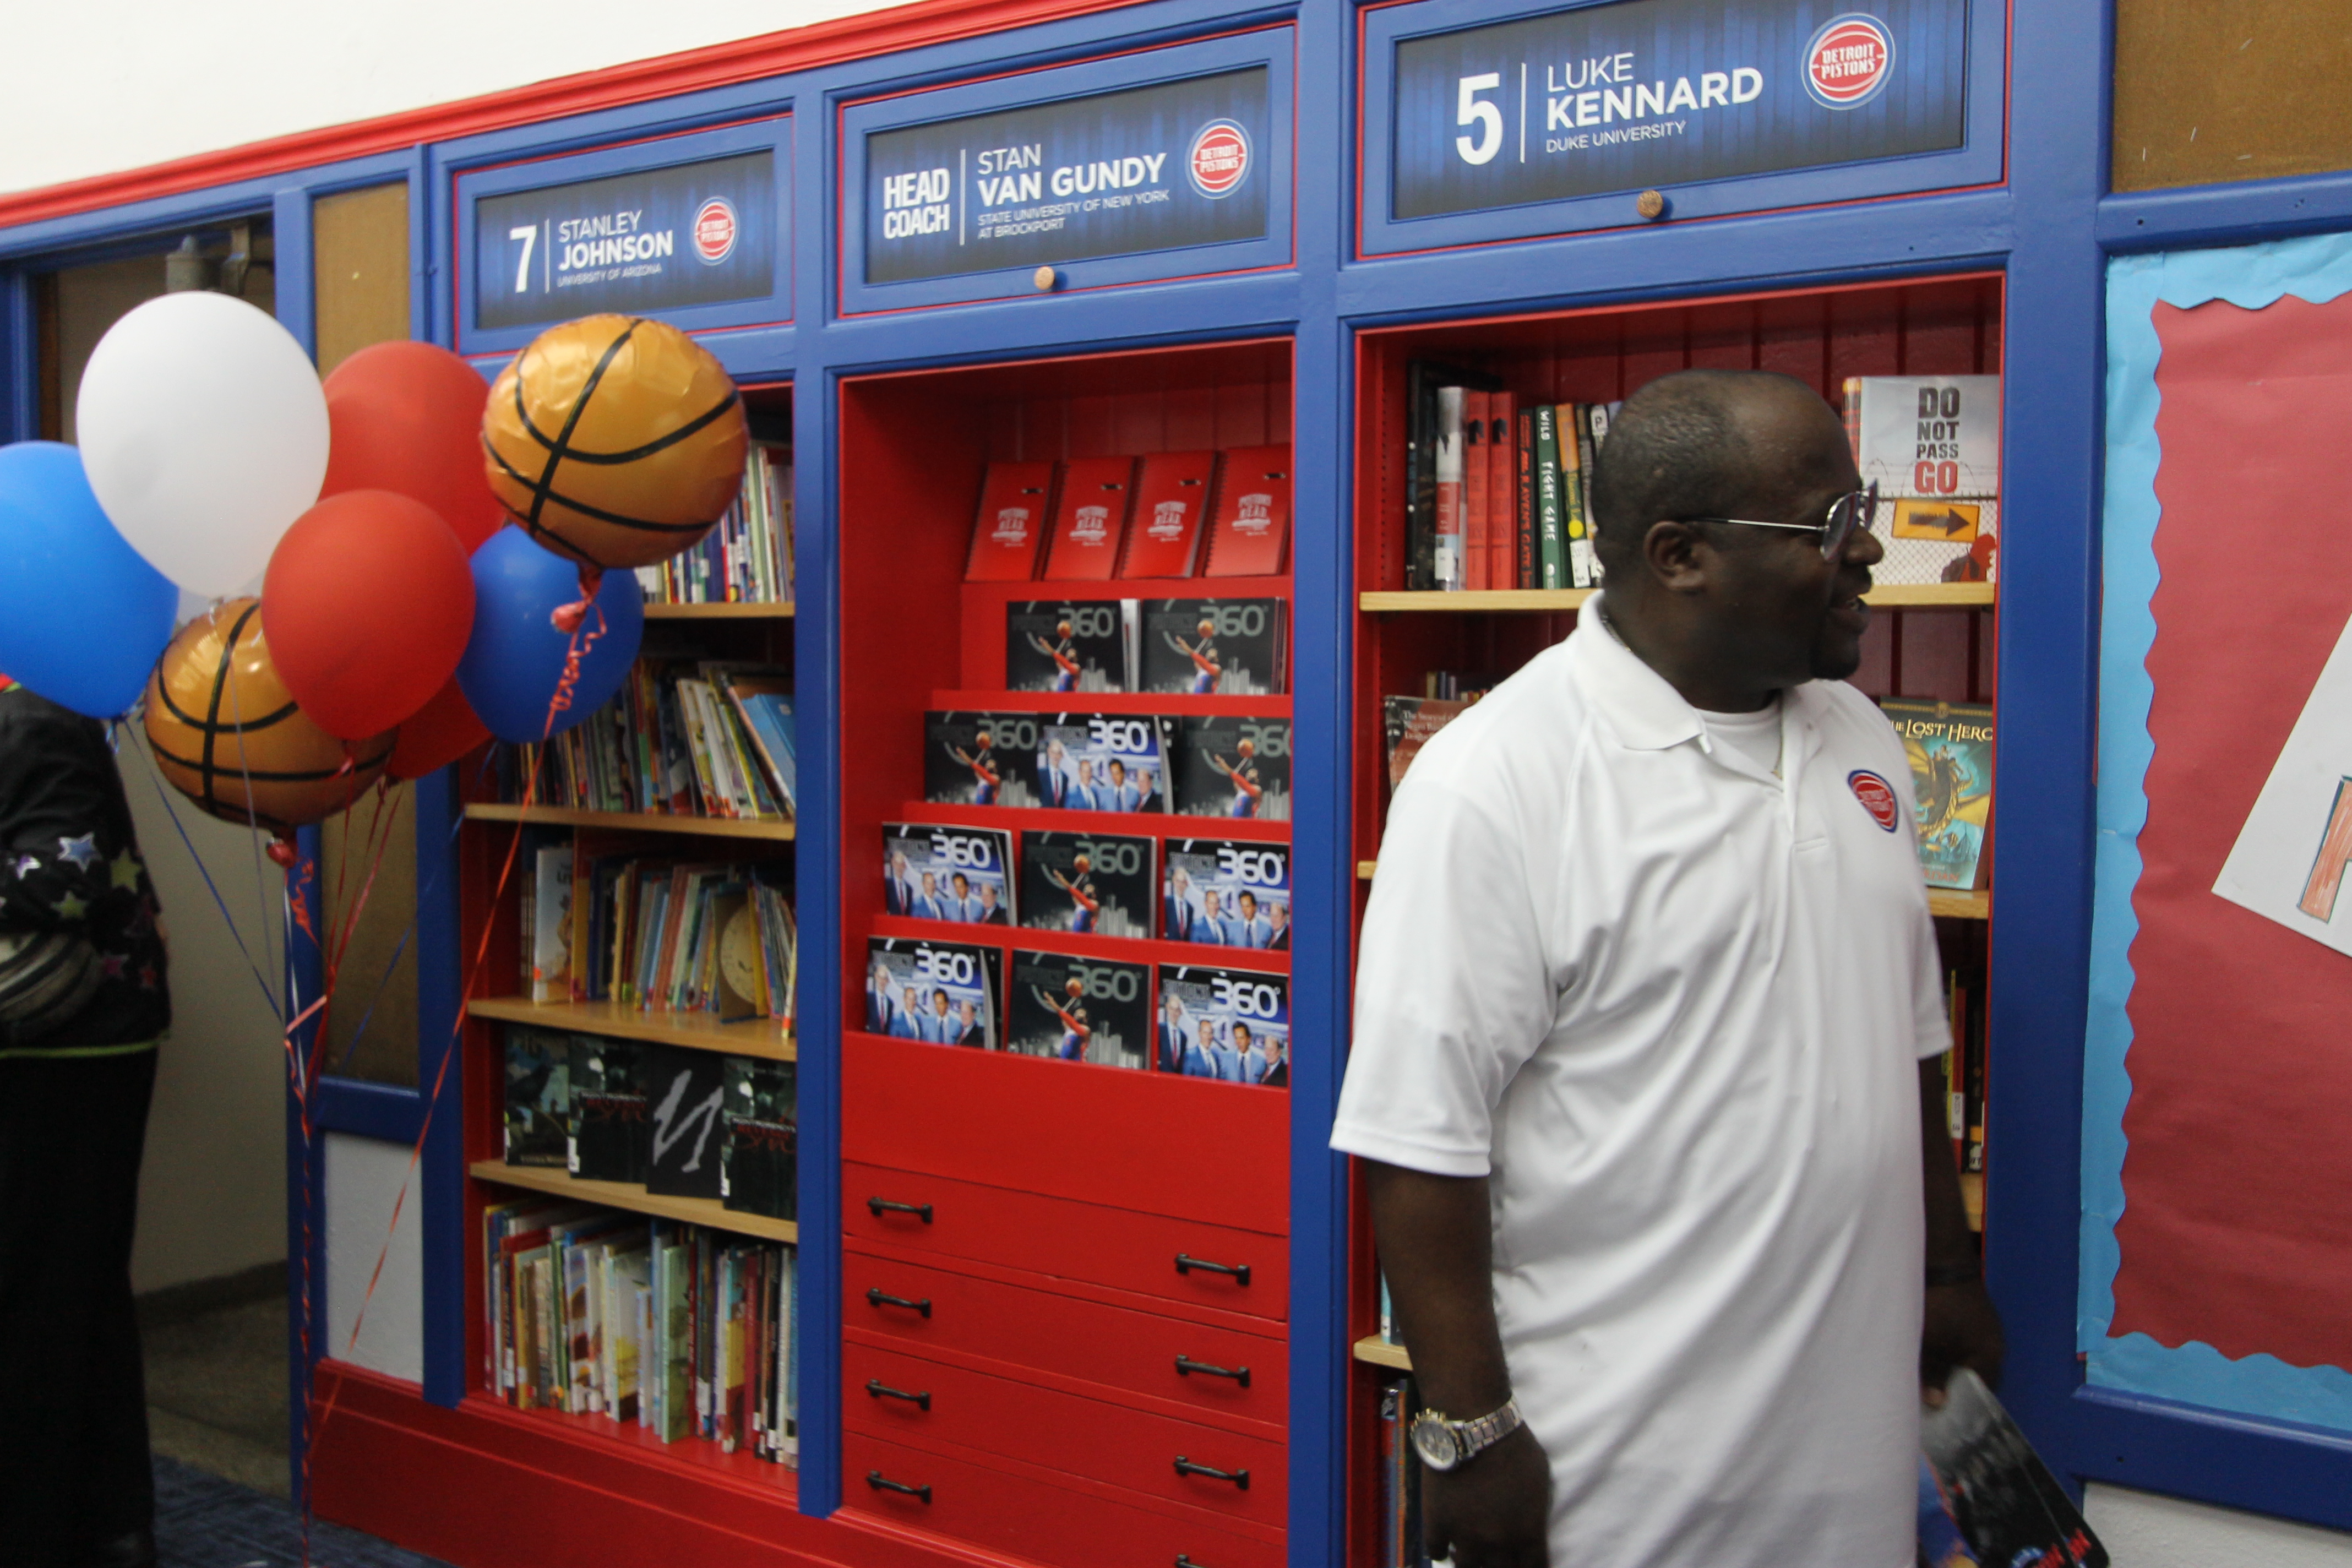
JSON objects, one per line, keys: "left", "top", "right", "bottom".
{"left": 75, "top": 292, "right": 329, "bottom": 599}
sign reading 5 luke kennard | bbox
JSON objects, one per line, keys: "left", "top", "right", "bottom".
{"left": 1389, "top": 0, "right": 1966, "bottom": 221}
{"left": 475, "top": 149, "right": 779, "bottom": 332}
{"left": 863, "top": 68, "right": 1271, "bottom": 286}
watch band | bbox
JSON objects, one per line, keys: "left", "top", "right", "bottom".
{"left": 1414, "top": 1396, "right": 1523, "bottom": 1469}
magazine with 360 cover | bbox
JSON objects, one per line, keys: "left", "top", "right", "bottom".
{"left": 1008, "top": 949, "right": 1150, "bottom": 1070}
{"left": 1920, "top": 1369, "right": 2106, "bottom": 1567}
{"left": 864, "top": 935, "right": 999, "bottom": 1049}
{"left": 721, "top": 1056, "right": 798, "bottom": 1221}
{"left": 883, "top": 821, "right": 1015, "bottom": 925}
{"left": 1157, "top": 963, "right": 1288, "bottom": 1088}
{"left": 569, "top": 1036, "right": 649, "bottom": 1184}
{"left": 1139, "top": 597, "right": 1287, "bottom": 695}
{"left": 1005, "top": 600, "right": 1136, "bottom": 694}
{"left": 1034, "top": 714, "right": 1170, "bottom": 814}
{"left": 1019, "top": 830, "right": 1155, "bottom": 939}
{"left": 1162, "top": 838, "right": 1288, "bottom": 949}
{"left": 1172, "top": 713, "right": 1289, "bottom": 820}
{"left": 924, "top": 711, "right": 1043, "bottom": 808}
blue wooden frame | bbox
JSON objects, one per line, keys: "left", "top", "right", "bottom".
{"left": 12, "top": 0, "right": 2352, "bottom": 1552}
{"left": 837, "top": 25, "right": 1298, "bottom": 314}
{"left": 1355, "top": 0, "right": 2007, "bottom": 257}
{"left": 451, "top": 115, "right": 794, "bottom": 359}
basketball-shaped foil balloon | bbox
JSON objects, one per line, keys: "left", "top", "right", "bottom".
{"left": 481, "top": 314, "right": 749, "bottom": 571}
{"left": 144, "top": 600, "right": 394, "bottom": 834}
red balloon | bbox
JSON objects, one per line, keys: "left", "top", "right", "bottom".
{"left": 262, "top": 491, "right": 476, "bottom": 740}
{"left": 385, "top": 674, "right": 491, "bottom": 781}
{"left": 321, "top": 340, "right": 502, "bottom": 554}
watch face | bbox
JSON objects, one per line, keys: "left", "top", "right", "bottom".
{"left": 1409, "top": 1413, "right": 1458, "bottom": 1471}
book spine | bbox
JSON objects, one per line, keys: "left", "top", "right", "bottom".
{"left": 1406, "top": 363, "right": 1436, "bottom": 591}
{"left": 1433, "top": 385, "right": 1466, "bottom": 590}
{"left": 1563, "top": 404, "right": 1598, "bottom": 589}
{"left": 1516, "top": 410, "right": 1537, "bottom": 589}
{"left": 1843, "top": 376, "right": 1864, "bottom": 465}
{"left": 1461, "top": 391, "right": 1490, "bottom": 592}
{"left": 1532, "top": 404, "right": 1566, "bottom": 590}
{"left": 1488, "top": 395, "right": 1517, "bottom": 593}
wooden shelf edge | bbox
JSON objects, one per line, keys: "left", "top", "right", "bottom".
{"left": 641, "top": 601, "right": 796, "bottom": 619}
{"left": 1358, "top": 582, "right": 1995, "bottom": 613}
{"left": 1929, "top": 889, "right": 1991, "bottom": 921}
{"left": 466, "top": 997, "right": 797, "bottom": 1059}
{"left": 461, "top": 803, "right": 797, "bottom": 840}
{"left": 1353, "top": 1335, "right": 1412, "bottom": 1371}
{"left": 1357, "top": 861, "right": 1378, "bottom": 881}
{"left": 471, "top": 1161, "right": 799, "bottom": 1244}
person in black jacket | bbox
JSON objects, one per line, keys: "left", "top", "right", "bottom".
{"left": 0, "top": 676, "right": 171, "bottom": 1568}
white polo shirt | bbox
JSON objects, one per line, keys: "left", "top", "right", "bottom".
{"left": 1334, "top": 600, "right": 1947, "bottom": 1568}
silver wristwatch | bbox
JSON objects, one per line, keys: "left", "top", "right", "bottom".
{"left": 1408, "top": 1396, "right": 1523, "bottom": 1472}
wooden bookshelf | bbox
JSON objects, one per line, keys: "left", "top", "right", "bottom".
{"left": 1357, "top": 861, "right": 1989, "bottom": 920}
{"left": 641, "top": 601, "right": 796, "bottom": 620}
{"left": 1358, "top": 581, "right": 1994, "bottom": 613}
{"left": 1353, "top": 1335, "right": 1412, "bottom": 1372}
{"left": 470, "top": 1160, "right": 798, "bottom": 1244}
{"left": 465, "top": 996, "right": 796, "bottom": 1059}
{"left": 461, "top": 803, "right": 796, "bottom": 841}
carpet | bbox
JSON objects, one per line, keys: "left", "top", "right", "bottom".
{"left": 154, "top": 1455, "right": 453, "bottom": 1568}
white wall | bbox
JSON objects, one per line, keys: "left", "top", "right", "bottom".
{"left": 1, "top": 0, "right": 915, "bottom": 197}
{"left": 2088, "top": 1483, "right": 2352, "bottom": 1566}
{"left": 323, "top": 1132, "right": 424, "bottom": 1384}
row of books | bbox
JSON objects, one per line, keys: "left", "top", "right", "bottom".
{"left": 964, "top": 447, "right": 1292, "bottom": 582}
{"left": 1943, "top": 967, "right": 1988, "bottom": 1231}
{"left": 1005, "top": 596, "right": 1287, "bottom": 696}
{"left": 926, "top": 710, "right": 1291, "bottom": 821}
{"left": 483, "top": 1195, "right": 797, "bottom": 1463}
{"left": 521, "top": 836, "right": 797, "bottom": 1027}
{"left": 1403, "top": 359, "right": 1619, "bottom": 593}
{"left": 497, "top": 661, "right": 796, "bottom": 823}
{"left": 634, "top": 443, "right": 794, "bottom": 605}
{"left": 502, "top": 1026, "right": 797, "bottom": 1219}
{"left": 865, "top": 936, "right": 1288, "bottom": 1088}
{"left": 885, "top": 823, "right": 1288, "bottom": 950}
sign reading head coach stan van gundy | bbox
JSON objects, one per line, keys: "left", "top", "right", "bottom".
{"left": 863, "top": 68, "right": 1271, "bottom": 286}
{"left": 1389, "top": 0, "right": 1966, "bottom": 221}
{"left": 475, "top": 150, "right": 778, "bottom": 331}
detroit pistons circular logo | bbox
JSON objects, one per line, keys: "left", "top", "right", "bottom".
{"left": 1848, "top": 770, "right": 1901, "bottom": 832}
{"left": 1187, "top": 119, "right": 1251, "bottom": 199}
{"left": 1805, "top": 14, "right": 1895, "bottom": 110}
{"left": 692, "top": 197, "right": 739, "bottom": 265}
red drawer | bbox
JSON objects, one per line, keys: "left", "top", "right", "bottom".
{"left": 846, "top": 1162, "right": 1287, "bottom": 1322}
{"left": 845, "top": 1251, "right": 1288, "bottom": 1428}
{"left": 845, "top": 1429, "right": 1282, "bottom": 1568}
{"left": 846, "top": 1341, "right": 1286, "bottom": 1532}
{"left": 845, "top": 1030, "right": 1288, "bottom": 1233}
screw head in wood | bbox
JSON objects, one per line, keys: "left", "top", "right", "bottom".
{"left": 1636, "top": 189, "right": 1668, "bottom": 220}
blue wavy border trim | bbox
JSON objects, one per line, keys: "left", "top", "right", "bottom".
{"left": 2088, "top": 231, "right": 2352, "bottom": 1433}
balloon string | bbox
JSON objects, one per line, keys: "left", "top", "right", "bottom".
{"left": 118, "top": 722, "right": 284, "bottom": 1023}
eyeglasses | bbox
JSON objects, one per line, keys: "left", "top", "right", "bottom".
{"left": 1685, "top": 481, "right": 1879, "bottom": 561}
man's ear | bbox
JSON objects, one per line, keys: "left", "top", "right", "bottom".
{"left": 1640, "top": 519, "right": 1711, "bottom": 594}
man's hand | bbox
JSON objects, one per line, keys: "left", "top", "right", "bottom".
{"left": 1423, "top": 1423, "right": 1553, "bottom": 1568}
{"left": 1921, "top": 1278, "right": 2004, "bottom": 1407}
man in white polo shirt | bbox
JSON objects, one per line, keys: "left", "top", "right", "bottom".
{"left": 1334, "top": 369, "right": 2000, "bottom": 1568}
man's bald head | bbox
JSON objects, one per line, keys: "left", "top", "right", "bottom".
{"left": 1589, "top": 370, "right": 1848, "bottom": 578}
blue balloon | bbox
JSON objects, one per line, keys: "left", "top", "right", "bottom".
{"left": 456, "top": 526, "right": 644, "bottom": 742}
{"left": 0, "top": 441, "right": 177, "bottom": 718}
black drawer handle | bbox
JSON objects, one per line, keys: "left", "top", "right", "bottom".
{"left": 868, "top": 1196, "right": 934, "bottom": 1223}
{"left": 1175, "top": 1355, "right": 1251, "bottom": 1387}
{"left": 865, "top": 1469, "right": 932, "bottom": 1504}
{"left": 1175, "top": 1253, "right": 1250, "bottom": 1286}
{"left": 865, "top": 1287, "right": 933, "bottom": 1319}
{"left": 1176, "top": 1558, "right": 1218, "bottom": 1567}
{"left": 1173, "top": 1455, "right": 1250, "bottom": 1490}
{"left": 865, "top": 1379, "right": 933, "bottom": 1411}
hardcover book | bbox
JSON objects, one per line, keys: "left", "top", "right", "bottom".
{"left": 1019, "top": 829, "right": 1155, "bottom": 939}
{"left": 923, "top": 711, "right": 1044, "bottom": 809}
{"left": 1383, "top": 695, "right": 1474, "bottom": 790}
{"left": 1158, "top": 964, "right": 1289, "bottom": 1088}
{"left": 1485, "top": 396, "right": 1517, "bottom": 592}
{"left": 531, "top": 841, "right": 575, "bottom": 1003}
{"left": 569, "top": 1036, "right": 648, "bottom": 1184}
{"left": 1846, "top": 374, "right": 2002, "bottom": 585}
{"left": 503, "top": 1026, "right": 571, "bottom": 1167}
{"left": 1005, "top": 598, "right": 1136, "bottom": 694}
{"left": 1139, "top": 597, "right": 1287, "bottom": 696}
{"left": 1117, "top": 450, "right": 1219, "bottom": 579}
{"left": 1462, "top": 389, "right": 1491, "bottom": 591}
{"left": 1201, "top": 444, "right": 1292, "bottom": 578}
{"left": 720, "top": 1057, "right": 797, "bottom": 1221}
{"left": 1042, "top": 456, "right": 1136, "bottom": 580}
{"left": 643, "top": 1045, "right": 728, "bottom": 1201}
{"left": 864, "top": 935, "right": 998, "bottom": 1049}
{"left": 1008, "top": 949, "right": 1150, "bottom": 1069}
{"left": 964, "top": 460, "right": 1057, "bottom": 581}
{"left": 1172, "top": 713, "right": 1290, "bottom": 821}
{"left": 1921, "top": 1370, "right": 2107, "bottom": 1567}
{"left": 1162, "top": 838, "right": 1289, "bottom": 950}
{"left": 1433, "top": 384, "right": 1466, "bottom": 590}
{"left": 883, "top": 822, "right": 1015, "bottom": 925}
{"left": 1034, "top": 713, "right": 1170, "bottom": 814}
{"left": 1880, "top": 698, "right": 1994, "bottom": 890}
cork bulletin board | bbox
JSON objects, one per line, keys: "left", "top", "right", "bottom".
{"left": 2113, "top": 0, "right": 2352, "bottom": 192}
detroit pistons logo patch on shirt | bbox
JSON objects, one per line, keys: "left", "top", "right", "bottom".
{"left": 1848, "top": 770, "right": 1901, "bottom": 831}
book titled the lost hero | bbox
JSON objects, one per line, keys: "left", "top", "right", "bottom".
{"left": 1880, "top": 698, "right": 1994, "bottom": 890}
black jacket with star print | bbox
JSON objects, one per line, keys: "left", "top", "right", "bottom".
{"left": 0, "top": 683, "right": 170, "bottom": 1049}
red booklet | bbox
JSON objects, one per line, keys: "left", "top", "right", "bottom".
{"left": 1202, "top": 444, "right": 1293, "bottom": 578}
{"left": 1463, "top": 390, "right": 1493, "bottom": 591}
{"left": 963, "top": 461, "right": 1057, "bottom": 581}
{"left": 1042, "top": 456, "right": 1137, "bottom": 580}
{"left": 1117, "top": 450, "right": 1220, "bottom": 579}
{"left": 1487, "top": 394, "right": 1517, "bottom": 592}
